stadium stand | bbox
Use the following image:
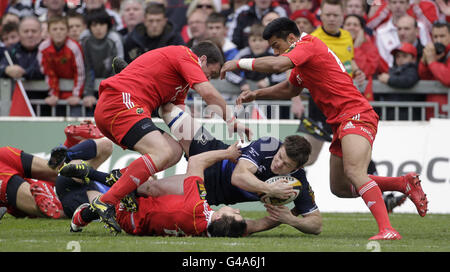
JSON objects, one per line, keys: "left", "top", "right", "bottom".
{"left": 0, "top": 77, "right": 448, "bottom": 120}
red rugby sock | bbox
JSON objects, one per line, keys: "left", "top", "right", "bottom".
{"left": 358, "top": 180, "right": 392, "bottom": 231}
{"left": 368, "top": 175, "right": 406, "bottom": 193}
{"left": 101, "top": 154, "right": 158, "bottom": 205}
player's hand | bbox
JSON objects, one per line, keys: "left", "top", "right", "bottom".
{"left": 236, "top": 90, "right": 256, "bottom": 105}
{"left": 264, "top": 204, "right": 295, "bottom": 225}
{"left": 267, "top": 180, "right": 295, "bottom": 199}
{"left": 220, "top": 60, "right": 239, "bottom": 80}
{"left": 227, "top": 119, "right": 253, "bottom": 142}
{"left": 226, "top": 141, "right": 242, "bottom": 163}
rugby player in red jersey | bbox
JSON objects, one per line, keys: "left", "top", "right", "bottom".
{"left": 71, "top": 142, "right": 247, "bottom": 237}
{"left": 91, "top": 41, "right": 251, "bottom": 233}
{"left": 0, "top": 146, "right": 63, "bottom": 219}
{"left": 220, "top": 18, "right": 428, "bottom": 240}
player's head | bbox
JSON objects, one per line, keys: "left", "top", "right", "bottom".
{"left": 271, "top": 135, "right": 311, "bottom": 174}
{"left": 191, "top": 40, "right": 224, "bottom": 79}
{"left": 208, "top": 206, "right": 247, "bottom": 237}
{"left": 262, "top": 17, "right": 300, "bottom": 56}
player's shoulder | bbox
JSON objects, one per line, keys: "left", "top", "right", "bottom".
{"left": 242, "top": 137, "right": 281, "bottom": 157}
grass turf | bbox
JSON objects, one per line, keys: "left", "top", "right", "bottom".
{"left": 0, "top": 212, "right": 448, "bottom": 252}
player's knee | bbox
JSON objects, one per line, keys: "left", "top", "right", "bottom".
{"left": 96, "top": 138, "right": 113, "bottom": 158}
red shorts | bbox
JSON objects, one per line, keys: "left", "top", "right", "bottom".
{"left": 329, "top": 110, "right": 379, "bottom": 157}
{"left": 94, "top": 88, "right": 153, "bottom": 149}
{"left": 0, "top": 147, "right": 25, "bottom": 205}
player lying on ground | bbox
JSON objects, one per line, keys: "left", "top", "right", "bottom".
{"left": 90, "top": 41, "right": 252, "bottom": 234}
{"left": 220, "top": 17, "right": 428, "bottom": 240}
{"left": 68, "top": 142, "right": 247, "bottom": 237}
{"left": 62, "top": 103, "right": 322, "bottom": 235}
{"left": 0, "top": 146, "right": 62, "bottom": 219}
{"left": 0, "top": 121, "right": 113, "bottom": 220}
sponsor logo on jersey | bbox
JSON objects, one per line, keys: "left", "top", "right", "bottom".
{"left": 196, "top": 180, "right": 207, "bottom": 200}
{"left": 343, "top": 121, "right": 355, "bottom": 130}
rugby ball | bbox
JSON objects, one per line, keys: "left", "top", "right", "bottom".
{"left": 260, "top": 176, "right": 302, "bottom": 206}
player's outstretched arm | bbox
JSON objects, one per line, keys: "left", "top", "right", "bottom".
{"left": 246, "top": 206, "right": 322, "bottom": 235}
{"left": 236, "top": 80, "right": 302, "bottom": 105}
{"left": 186, "top": 142, "right": 242, "bottom": 179}
{"left": 220, "top": 56, "right": 294, "bottom": 79}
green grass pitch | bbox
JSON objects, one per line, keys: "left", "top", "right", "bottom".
{"left": 0, "top": 211, "right": 448, "bottom": 252}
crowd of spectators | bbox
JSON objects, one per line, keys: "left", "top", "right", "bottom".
{"left": 0, "top": 0, "right": 449, "bottom": 118}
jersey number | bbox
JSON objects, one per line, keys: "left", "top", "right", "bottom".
{"left": 328, "top": 48, "right": 346, "bottom": 73}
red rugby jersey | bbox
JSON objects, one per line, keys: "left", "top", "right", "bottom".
{"left": 99, "top": 46, "right": 208, "bottom": 112}
{"left": 123, "top": 176, "right": 213, "bottom": 236}
{"left": 283, "top": 33, "right": 373, "bottom": 124}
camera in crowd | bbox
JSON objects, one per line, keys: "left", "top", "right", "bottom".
{"left": 434, "top": 42, "right": 446, "bottom": 55}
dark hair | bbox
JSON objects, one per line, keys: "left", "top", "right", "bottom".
{"left": 1, "top": 21, "right": 19, "bottom": 36}
{"left": 85, "top": 8, "right": 112, "bottom": 30}
{"left": 191, "top": 40, "right": 224, "bottom": 65}
{"left": 206, "top": 12, "right": 226, "bottom": 26}
{"left": 432, "top": 21, "right": 450, "bottom": 33}
{"left": 283, "top": 135, "right": 312, "bottom": 167}
{"left": 145, "top": 2, "right": 166, "bottom": 17}
{"left": 207, "top": 215, "right": 247, "bottom": 237}
{"left": 344, "top": 13, "right": 366, "bottom": 29}
{"left": 262, "top": 17, "right": 300, "bottom": 40}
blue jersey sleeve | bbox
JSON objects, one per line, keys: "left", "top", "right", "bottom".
{"left": 291, "top": 169, "right": 319, "bottom": 215}
{"left": 239, "top": 137, "right": 281, "bottom": 167}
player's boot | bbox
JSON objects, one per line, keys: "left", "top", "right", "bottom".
{"left": 103, "top": 168, "right": 138, "bottom": 212}
{"left": 70, "top": 203, "right": 91, "bottom": 232}
{"left": 59, "top": 161, "right": 91, "bottom": 184}
{"left": 369, "top": 228, "right": 402, "bottom": 240}
{"left": 121, "top": 192, "right": 138, "bottom": 212}
{"left": 30, "top": 182, "right": 63, "bottom": 219}
{"left": 403, "top": 173, "right": 428, "bottom": 217}
{"left": 48, "top": 145, "right": 68, "bottom": 169}
{"left": 384, "top": 193, "right": 407, "bottom": 213}
{"left": 90, "top": 195, "right": 121, "bottom": 234}
{"left": 105, "top": 169, "right": 123, "bottom": 186}
{"left": 63, "top": 120, "right": 104, "bottom": 148}
{"left": 112, "top": 57, "right": 128, "bottom": 74}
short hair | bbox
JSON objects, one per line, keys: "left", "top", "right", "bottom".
{"left": 432, "top": 21, "right": 450, "bottom": 33}
{"left": 283, "top": 135, "right": 312, "bottom": 167}
{"left": 85, "top": 8, "right": 112, "bottom": 30}
{"left": 47, "top": 16, "right": 68, "bottom": 29}
{"left": 321, "top": 0, "right": 344, "bottom": 10}
{"left": 207, "top": 215, "right": 247, "bottom": 237}
{"left": 206, "top": 12, "right": 226, "bottom": 26}
{"left": 1, "top": 21, "right": 19, "bottom": 36}
{"left": 67, "top": 10, "right": 86, "bottom": 24}
{"left": 145, "top": 2, "right": 166, "bottom": 16}
{"left": 249, "top": 23, "right": 265, "bottom": 38}
{"left": 262, "top": 17, "right": 300, "bottom": 40}
{"left": 191, "top": 40, "right": 224, "bottom": 65}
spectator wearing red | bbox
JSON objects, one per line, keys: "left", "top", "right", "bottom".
{"left": 37, "top": 16, "right": 85, "bottom": 116}
{"left": 289, "top": 8, "right": 320, "bottom": 33}
{"left": 343, "top": 14, "right": 381, "bottom": 101}
{"left": 418, "top": 21, "right": 450, "bottom": 119}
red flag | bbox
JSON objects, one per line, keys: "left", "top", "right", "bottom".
{"left": 251, "top": 102, "right": 266, "bottom": 120}
{"left": 9, "top": 82, "right": 36, "bottom": 117}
